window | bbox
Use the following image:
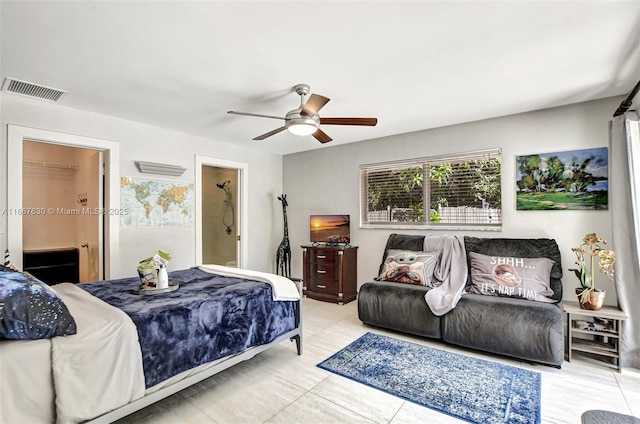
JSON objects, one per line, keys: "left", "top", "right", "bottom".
{"left": 360, "top": 149, "right": 502, "bottom": 230}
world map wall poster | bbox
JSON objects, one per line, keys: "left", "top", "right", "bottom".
{"left": 120, "top": 177, "right": 194, "bottom": 227}
{"left": 516, "top": 147, "right": 608, "bottom": 210}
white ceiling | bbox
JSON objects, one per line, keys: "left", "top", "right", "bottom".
{"left": 2, "top": 1, "right": 640, "bottom": 156}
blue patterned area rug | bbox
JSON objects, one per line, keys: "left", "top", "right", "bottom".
{"left": 317, "top": 332, "right": 541, "bottom": 424}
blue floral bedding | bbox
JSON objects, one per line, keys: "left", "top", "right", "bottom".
{"left": 80, "top": 268, "right": 297, "bottom": 388}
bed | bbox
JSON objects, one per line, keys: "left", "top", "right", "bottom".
{"left": 0, "top": 265, "right": 302, "bottom": 424}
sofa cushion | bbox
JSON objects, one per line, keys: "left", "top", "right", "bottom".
{"left": 467, "top": 252, "right": 556, "bottom": 303}
{"left": 358, "top": 281, "right": 441, "bottom": 339}
{"left": 441, "top": 293, "right": 564, "bottom": 366}
{"left": 379, "top": 250, "right": 440, "bottom": 286}
{"left": 464, "top": 237, "right": 563, "bottom": 302}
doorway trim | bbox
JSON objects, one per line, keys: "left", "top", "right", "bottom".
{"left": 7, "top": 124, "right": 120, "bottom": 278}
{"left": 195, "top": 155, "right": 248, "bottom": 268}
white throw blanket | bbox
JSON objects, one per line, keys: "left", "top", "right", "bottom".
{"left": 423, "top": 235, "right": 468, "bottom": 316}
{"left": 198, "top": 265, "right": 301, "bottom": 301}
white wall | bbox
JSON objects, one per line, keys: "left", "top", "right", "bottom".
{"left": 0, "top": 94, "right": 284, "bottom": 277}
{"left": 283, "top": 96, "right": 623, "bottom": 304}
{"left": 22, "top": 142, "right": 79, "bottom": 250}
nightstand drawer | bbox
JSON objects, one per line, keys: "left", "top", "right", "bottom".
{"left": 311, "top": 264, "right": 336, "bottom": 280}
{"left": 310, "top": 250, "right": 336, "bottom": 265}
{"left": 309, "top": 279, "right": 337, "bottom": 293}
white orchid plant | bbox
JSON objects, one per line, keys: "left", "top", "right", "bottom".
{"left": 569, "top": 233, "right": 615, "bottom": 304}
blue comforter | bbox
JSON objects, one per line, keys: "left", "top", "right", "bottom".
{"left": 81, "top": 268, "right": 297, "bottom": 388}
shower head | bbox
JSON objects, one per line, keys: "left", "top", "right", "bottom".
{"left": 216, "top": 180, "right": 230, "bottom": 190}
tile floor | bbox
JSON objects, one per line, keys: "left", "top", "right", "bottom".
{"left": 116, "top": 298, "right": 640, "bottom": 424}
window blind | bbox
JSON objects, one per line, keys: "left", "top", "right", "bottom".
{"left": 360, "top": 149, "right": 502, "bottom": 229}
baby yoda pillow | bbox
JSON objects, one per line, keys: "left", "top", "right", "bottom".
{"left": 379, "top": 250, "right": 440, "bottom": 286}
{"left": 467, "top": 251, "right": 556, "bottom": 303}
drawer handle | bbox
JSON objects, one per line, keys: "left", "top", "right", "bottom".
{"left": 317, "top": 270, "right": 326, "bottom": 274}
{"left": 317, "top": 255, "right": 326, "bottom": 259}
{"left": 317, "top": 285, "right": 326, "bottom": 289}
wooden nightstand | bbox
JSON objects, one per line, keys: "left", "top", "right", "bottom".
{"left": 301, "top": 245, "right": 357, "bottom": 304}
{"left": 563, "top": 300, "right": 628, "bottom": 372}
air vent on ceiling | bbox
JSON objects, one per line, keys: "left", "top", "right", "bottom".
{"left": 2, "top": 77, "right": 68, "bottom": 102}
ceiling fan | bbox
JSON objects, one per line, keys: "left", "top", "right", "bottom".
{"left": 227, "top": 84, "right": 377, "bottom": 144}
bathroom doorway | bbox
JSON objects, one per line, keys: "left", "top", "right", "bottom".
{"left": 202, "top": 166, "right": 238, "bottom": 266}
{"left": 195, "top": 155, "right": 248, "bottom": 268}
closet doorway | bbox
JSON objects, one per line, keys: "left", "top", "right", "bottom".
{"left": 22, "top": 141, "right": 103, "bottom": 282}
{"left": 7, "top": 125, "right": 120, "bottom": 279}
{"left": 195, "top": 155, "right": 248, "bottom": 268}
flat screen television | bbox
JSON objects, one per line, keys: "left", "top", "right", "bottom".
{"left": 310, "top": 215, "right": 350, "bottom": 244}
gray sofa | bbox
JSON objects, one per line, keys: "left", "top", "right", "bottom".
{"left": 357, "top": 234, "right": 564, "bottom": 367}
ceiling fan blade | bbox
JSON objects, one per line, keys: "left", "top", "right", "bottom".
{"left": 301, "top": 94, "right": 330, "bottom": 116}
{"left": 228, "top": 111, "right": 285, "bottom": 120}
{"left": 312, "top": 129, "right": 333, "bottom": 144}
{"left": 320, "top": 117, "right": 378, "bottom": 126}
{"left": 253, "top": 126, "right": 286, "bottom": 141}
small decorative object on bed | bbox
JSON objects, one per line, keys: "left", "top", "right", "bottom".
{"left": 136, "top": 250, "right": 172, "bottom": 288}
{"left": 569, "top": 232, "right": 615, "bottom": 310}
{"left": 132, "top": 280, "right": 179, "bottom": 295}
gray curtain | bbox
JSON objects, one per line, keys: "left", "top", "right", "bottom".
{"left": 610, "top": 111, "right": 640, "bottom": 369}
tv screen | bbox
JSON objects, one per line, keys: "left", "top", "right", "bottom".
{"left": 310, "top": 215, "right": 350, "bottom": 244}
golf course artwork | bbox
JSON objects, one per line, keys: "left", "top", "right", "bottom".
{"left": 516, "top": 147, "right": 608, "bottom": 210}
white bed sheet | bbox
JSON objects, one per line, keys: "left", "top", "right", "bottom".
{"left": 0, "top": 337, "right": 55, "bottom": 423}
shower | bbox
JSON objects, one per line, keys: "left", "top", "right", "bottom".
{"left": 216, "top": 180, "right": 234, "bottom": 235}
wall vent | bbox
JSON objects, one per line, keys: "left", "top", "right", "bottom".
{"left": 2, "top": 77, "right": 68, "bottom": 102}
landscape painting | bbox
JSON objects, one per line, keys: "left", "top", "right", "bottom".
{"left": 516, "top": 147, "right": 608, "bottom": 210}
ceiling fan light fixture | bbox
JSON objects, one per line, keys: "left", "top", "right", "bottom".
{"left": 285, "top": 113, "right": 319, "bottom": 136}
{"left": 287, "top": 122, "right": 318, "bottom": 136}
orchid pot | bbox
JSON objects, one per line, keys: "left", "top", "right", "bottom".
{"left": 574, "top": 287, "right": 606, "bottom": 310}
{"left": 569, "top": 233, "right": 615, "bottom": 311}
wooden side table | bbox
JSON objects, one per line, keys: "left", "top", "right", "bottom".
{"left": 563, "top": 300, "right": 628, "bottom": 372}
{"left": 301, "top": 245, "right": 358, "bottom": 304}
